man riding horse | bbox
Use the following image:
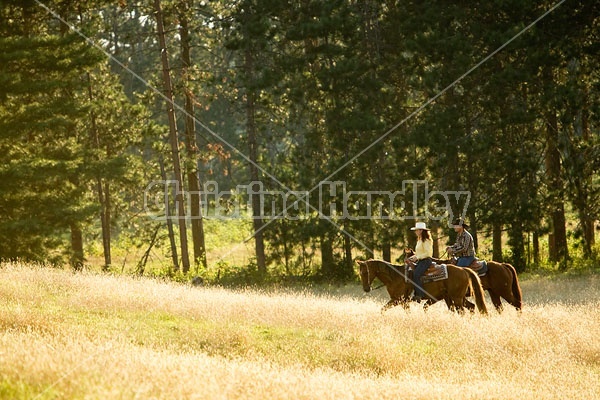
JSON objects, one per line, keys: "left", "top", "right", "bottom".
{"left": 446, "top": 218, "right": 476, "bottom": 267}
{"left": 441, "top": 218, "right": 523, "bottom": 312}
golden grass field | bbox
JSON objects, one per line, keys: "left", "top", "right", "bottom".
{"left": 1, "top": 263, "right": 599, "bottom": 399}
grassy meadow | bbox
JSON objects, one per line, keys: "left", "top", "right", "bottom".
{"left": 0, "top": 263, "right": 599, "bottom": 399}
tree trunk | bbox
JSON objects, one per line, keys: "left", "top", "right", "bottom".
{"left": 468, "top": 211, "right": 478, "bottom": 253}
{"left": 382, "top": 240, "right": 391, "bottom": 262}
{"left": 179, "top": 0, "right": 207, "bottom": 269}
{"left": 154, "top": 0, "right": 190, "bottom": 273}
{"left": 86, "top": 72, "right": 111, "bottom": 271}
{"left": 364, "top": 230, "right": 376, "bottom": 259}
{"left": 281, "top": 221, "right": 290, "bottom": 274}
{"left": 136, "top": 224, "right": 160, "bottom": 276}
{"left": 465, "top": 110, "right": 478, "bottom": 253}
{"left": 244, "top": 48, "right": 266, "bottom": 275}
{"left": 543, "top": 66, "right": 568, "bottom": 268}
{"left": 344, "top": 234, "right": 354, "bottom": 274}
{"left": 581, "top": 90, "right": 595, "bottom": 254}
{"left": 159, "top": 157, "right": 179, "bottom": 272}
{"left": 320, "top": 232, "right": 335, "bottom": 279}
{"left": 583, "top": 219, "right": 595, "bottom": 257}
{"left": 70, "top": 223, "right": 84, "bottom": 271}
{"left": 492, "top": 222, "right": 503, "bottom": 262}
{"left": 532, "top": 230, "right": 540, "bottom": 265}
{"left": 545, "top": 111, "right": 568, "bottom": 267}
{"left": 103, "top": 182, "right": 112, "bottom": 269}
{"left": 508, "top": 223, "right": 525, "bottom": 272}
{"left": 578, "top": 87, "right": 594, "bottom": 258}
{"left": 431, "top": 221, "right": 439, "bottom": 258}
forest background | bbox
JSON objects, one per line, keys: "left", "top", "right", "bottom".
{"left": 1, "top": 0, "right": 598, "bottom": 283}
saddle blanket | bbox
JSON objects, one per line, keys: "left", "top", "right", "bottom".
{"left": 422, "top": 263, "right": 448, "bottom": 283}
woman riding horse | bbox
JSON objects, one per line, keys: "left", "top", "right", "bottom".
{"left": 409, "top": 222, "right": 433, "bottom": 303}
{"left": 357, "top": 258, "right": 488, "bottom": 314}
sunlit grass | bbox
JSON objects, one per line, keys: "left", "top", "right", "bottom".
{"left": 1, "top": 263, "right": 599, "bottom": 399}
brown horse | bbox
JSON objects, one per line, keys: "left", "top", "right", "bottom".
{"left": 438, "top": 258, "right": 523, "bottom": 313}
{"left": 357, "top": 259, "right": 487, "bottom": 314}
{"left": 403, "top": 248, "right": 523, "bottom": 313}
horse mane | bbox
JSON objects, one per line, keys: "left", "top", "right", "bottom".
{"left": 367, "top": 259, "right": 405, "bottom": 282}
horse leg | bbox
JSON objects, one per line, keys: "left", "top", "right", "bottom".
{"left": 509, "top": 297, "right": 522, "bottom": 312}
{"left": 501, "top": 293, "right": 522, "bottom": 312}
{"left": 450, "top": 296, "right": 466, "bottom": 314}
{"left": 422, "top": 298, "right": 439, "bottom": 312}
{"left": 381, "top": 300, "right": 394, "bottom": 313}
{"left": 498, "top": 289, "right": 521, "bottom": 312}
{"left": 488, "top": 290, "right": 504, "bottom": 313}
{"left": 504, "top": 263, "right": 523, "bottom": 311}
{"left": 401, "top": 298, "right": 411, "bottom": 310}
{"left": 444, "top": 297, "right": 454, "bottom": 312}
{"left": 381, "top": 298, "right": 401, "bottom": 313}
{"left": 392, "top": 296, "right": 411, "bottom": 311}
{"left": 464, "top": 299, "right": 476, "bottom": 313}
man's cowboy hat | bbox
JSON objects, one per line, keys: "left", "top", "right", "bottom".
{"left": 410, "top": 222, "right": 430, "bottom": 231}
{"left": 452, "top": 218, "right": 470, "bottom": 229}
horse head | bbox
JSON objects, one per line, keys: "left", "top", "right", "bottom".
{"left": 356, "top": 259, "right": 375, "bottom": 292}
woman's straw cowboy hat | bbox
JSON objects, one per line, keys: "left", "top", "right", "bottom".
{"left": 410, "top": 222, "right": 430, "bottom": 231}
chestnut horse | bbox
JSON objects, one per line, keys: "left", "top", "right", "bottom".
{"left": 441, "top": 258, "right": 523, "bottom": 313}
{"left": 357, "top": 259, "right": 487, "bottom": 314}
{"left": 404, "top": 249, "right": 523, "bottom": 313}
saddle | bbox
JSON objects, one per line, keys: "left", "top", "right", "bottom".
{"left": 404, "top": 258, "right": 449, "bottom": 283}
{"left": 465, "top": 259, "right": 488, "bottom": 276}
{"left": 422, "top": 263, "right": 448, "bottom": 283}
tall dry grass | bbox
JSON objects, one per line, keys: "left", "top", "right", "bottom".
{"left": 0, "top": 263, "right": 599, "bottom": 399}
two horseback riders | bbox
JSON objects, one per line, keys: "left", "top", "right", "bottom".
{"left": 401, "top": 218, "right": 522, "bottom": 312}
{"left": 409, "top": 218, "right": 474, "bottom": 303}
{"left": 358, "top": 217, "right": 522, "bottom": 313}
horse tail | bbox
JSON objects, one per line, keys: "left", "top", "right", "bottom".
{"left": 504, "top": 263, "right": 523, "bottom": 311}
{"left": 465, "top": 268, "right": 488, "bottom": 314}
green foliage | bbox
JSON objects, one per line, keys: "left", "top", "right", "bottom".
{"left": 0, "top": 1, "right": 150, "bottom": 265}
{"left": 0, "top": 0, "right": 598, "bottom": 278}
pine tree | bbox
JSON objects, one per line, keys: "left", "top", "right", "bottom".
{"left": 177, "top": 0, "right": 208, "bottom": 270}
{"left": 0, "top": 1, "right": 103, "bottom": 263}
{"left": 154, "top": 0, "right": 192, "bottom": 273}
{"left": 0, "top": 0, "right": 151, "bottom": 268}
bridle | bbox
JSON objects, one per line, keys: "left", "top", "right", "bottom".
{"left": 364, "top": 262, "right": 386, "bottom": 291}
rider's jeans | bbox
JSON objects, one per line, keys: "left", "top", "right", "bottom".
{"left": 413, "top": 258, "right": 433, "bottom": 297}
{"left": 456, "top": 256, "right": 476, "bottom": 267}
